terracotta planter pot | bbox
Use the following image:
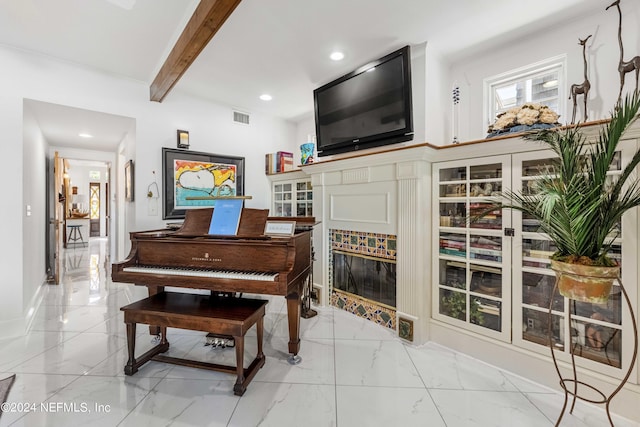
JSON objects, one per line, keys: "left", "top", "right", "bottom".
{"left": 550, "top": 260, "right": 619, "bottom": 303}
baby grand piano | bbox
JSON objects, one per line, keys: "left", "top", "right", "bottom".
{"left": 111, "top": 208, "right": 312, "bottom": 362}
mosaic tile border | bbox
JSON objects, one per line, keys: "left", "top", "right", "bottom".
{"left": 329, "top": 229, "right": 397, "bottom": 260}
{"left": 331, "top": 289, "right": 396, "bottom": 331}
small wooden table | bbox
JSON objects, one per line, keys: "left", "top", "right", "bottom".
{"left": 121, "top": 292, "right": 267, "bottom": 396}
{"left": 67, "top": 224, "right": 86, "bottom": 247}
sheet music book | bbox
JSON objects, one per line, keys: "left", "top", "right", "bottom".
{"left": 208, "top": 199, "right": 244, "bottom": 235}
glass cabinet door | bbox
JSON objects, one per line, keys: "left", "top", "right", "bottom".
{"left": 296, "top": 181, "right": 313, "bottom": 216}
{"left": 272, "top": 178, "right": 313, "bottom": 217}
{"left": 433, "top": 156, "right": 511, "bottom": 341}
{"left": 273, "top": 183, "right": 293, "bottom": 216}
{"left": 513, "top": 149, "right": 628, "bottom": 373}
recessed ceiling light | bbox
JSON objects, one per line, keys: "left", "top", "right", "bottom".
{"left": 542, "top": 80, "right": 558, "bottom": 88}
{"left": 78, "top": 133, "right": 93, "bottom": 138}
{"left": 259, "top": 94, "right": 273, "bottom": 101}
{"left": 330, "top": 51, "right": 344, "bottom": 61}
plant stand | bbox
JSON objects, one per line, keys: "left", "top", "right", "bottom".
{"left": 547, "top": 276, "right": 638, "bottom": 426}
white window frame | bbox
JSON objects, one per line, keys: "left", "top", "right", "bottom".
{"left": 483, "top": 55, "right": 567, "bottom": 131}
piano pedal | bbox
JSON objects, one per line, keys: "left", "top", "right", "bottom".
{"left": 205, "top": 333, "right": 235, "bottom": 349}
{"left": 301, "top": 308, "right": 318, "bottom": 319}
{"left": 301, "top": 289, "right": 319, "bottom": 319}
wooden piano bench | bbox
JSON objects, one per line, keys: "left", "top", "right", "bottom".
{"left": 120, "top": 291, "right": 267, "bottom": 396}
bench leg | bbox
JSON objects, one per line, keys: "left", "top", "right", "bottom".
{"left": 124, "top": 322, "right": 137, "bottom": 375}
{"left": 257, "top": 315, "right": 264, "bottom": 359}
{"left": 233, "top": 335, "right": 246, "bottom": 396}
{"left": 124, "top": 322, "right": 170, "bottom": 376}
{"left": 160, "top": 326, "right": 168, "bottom": 346}
{"left": 233, "top": 316, "right": 266, "bottom": 396}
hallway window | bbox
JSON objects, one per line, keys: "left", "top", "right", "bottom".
{"left": 90, "top": 184, "right": 100, "bottom": 219}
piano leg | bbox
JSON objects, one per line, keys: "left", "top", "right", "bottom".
{"left": 286, "top": 291, "right": 302, "bottom": 365}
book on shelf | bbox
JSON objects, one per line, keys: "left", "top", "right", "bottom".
{"left": 441, "top": 233, "right": 466, "bottom": 241}
{"left": 471, "top": 242, "right": 501, "bottom": 250}
{"left": 208, "top": 199, "right": 244, "bottom": 235}
{"left": 471, "top": 253, "right": 502, "bottom": 262}
{"left": 277, "top": 151, "right": 294, "bottom": 172}
{"left": 265, "top": 153, "right": 276, "bottom": 175}
{"left": 440, "top": 239, "right": 466, "bottom": 249}
{"left": 265, "top": 151, "right": 295, "bottom": 174}
{"left": 469, "top": 247, "right": 501, "bottom": 256}
{"left": 527, "top": 249, "right": 554, "bottom": 259}
{"left": 473, "top": 236, "right": 500, "bottom": 245}
{"left": 440, "top": 248, "right": 466, "bottom": 257}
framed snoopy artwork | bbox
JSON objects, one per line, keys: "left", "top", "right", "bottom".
{"left": 162, "top": 147, "right": 245, "bottom": 220}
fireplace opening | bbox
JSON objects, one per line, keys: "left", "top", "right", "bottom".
{"left": 332, "top": 250, "right": 396, "bottom": 307}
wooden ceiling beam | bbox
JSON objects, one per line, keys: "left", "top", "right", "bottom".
{"left": 150, "top": 0, "right": 242, "bottom": 102}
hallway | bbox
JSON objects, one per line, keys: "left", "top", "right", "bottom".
{"left": 0, "top": 238, "right": 636, "bottom": 426}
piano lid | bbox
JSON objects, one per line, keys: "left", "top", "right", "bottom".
{"left": 173, "top": 208, "right": 269, "bottom": 237}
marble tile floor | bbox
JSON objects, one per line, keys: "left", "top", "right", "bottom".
{"left": 0, "top": 238, "right": 637, "bottom": 427}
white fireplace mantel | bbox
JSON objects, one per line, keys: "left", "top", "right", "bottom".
{"left": 301, "top": 145, "right": 432, "bottom": 343}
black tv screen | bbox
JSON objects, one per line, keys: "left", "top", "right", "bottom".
{"left": 314, "top": 45, "right": 413, "bottom": 157}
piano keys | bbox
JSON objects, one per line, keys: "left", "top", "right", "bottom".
{"left": 112, "top": 208, "right": 312, "bottom": 362}
{"left": 121, "top": 266, "right": 279, "bottom": 281}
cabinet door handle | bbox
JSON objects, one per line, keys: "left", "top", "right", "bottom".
{"left": 504, "top": 228, "right": 515, "bottom": 236}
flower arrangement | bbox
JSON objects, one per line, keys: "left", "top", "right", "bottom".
{"left": 487, "top": 103, "right": 561, "bottom": 137}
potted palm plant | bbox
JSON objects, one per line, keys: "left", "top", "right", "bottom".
{"left": 486, "top": 91, "right": 640, "bottom": 303}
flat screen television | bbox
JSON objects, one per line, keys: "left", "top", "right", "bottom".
{"left": 313, "top": 45, "right": 413, "bottom": 157}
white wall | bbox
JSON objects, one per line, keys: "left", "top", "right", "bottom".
{"left": 1, "top": 44, "right": 298, "bottom": 339}
{"left": 446, "top": 3, "right": 640, "bottom": 143}
{"left": 423, "top": 44, "right": 450, "bottom": 145}
{"left": 132, "top": 91, "right": 297, "bottom": 231}
{"left": 411, "top": 43, "right": 427, "bottom": 145}
{"left": 21, "top": 103, "right": 48, "bottom": 330}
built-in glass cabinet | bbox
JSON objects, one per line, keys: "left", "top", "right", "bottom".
{"left": 269, "top": 171, "right": 313, "bottom": 217}
{"left": 512, "top": 149, "right": 628, "bottom": 375}
{"left": 433, "top": 143, "right": 636, "bottom": 377}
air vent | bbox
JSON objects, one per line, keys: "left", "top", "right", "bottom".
{"left": 233, "top": 110, "right": 250, "bottom": 125}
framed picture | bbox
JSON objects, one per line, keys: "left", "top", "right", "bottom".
{"left": 124, "top": 159, "right": 134, "bottom": 202}
{"left": 162, "top": 147, "right": 245, "bottom": 219}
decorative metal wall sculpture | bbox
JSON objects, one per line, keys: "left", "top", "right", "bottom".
{"left": 452, "top": 85, "right": 460, "bottom": 144}
{"left": 606, "top": 0, "right": 640, "bottom": 105}
{"left": 569, "top": 35, "right": 592, "bottom": 124}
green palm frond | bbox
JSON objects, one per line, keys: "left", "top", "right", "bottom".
{"left": 476, "top": 91, "right": 640, "bottom": 265}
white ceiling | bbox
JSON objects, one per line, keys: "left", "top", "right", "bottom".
{"left": 2, "top": 0, "right": 605, "bottom": 151}
{"left": 25, "top": 99, "right": 135, "bottom": 152}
